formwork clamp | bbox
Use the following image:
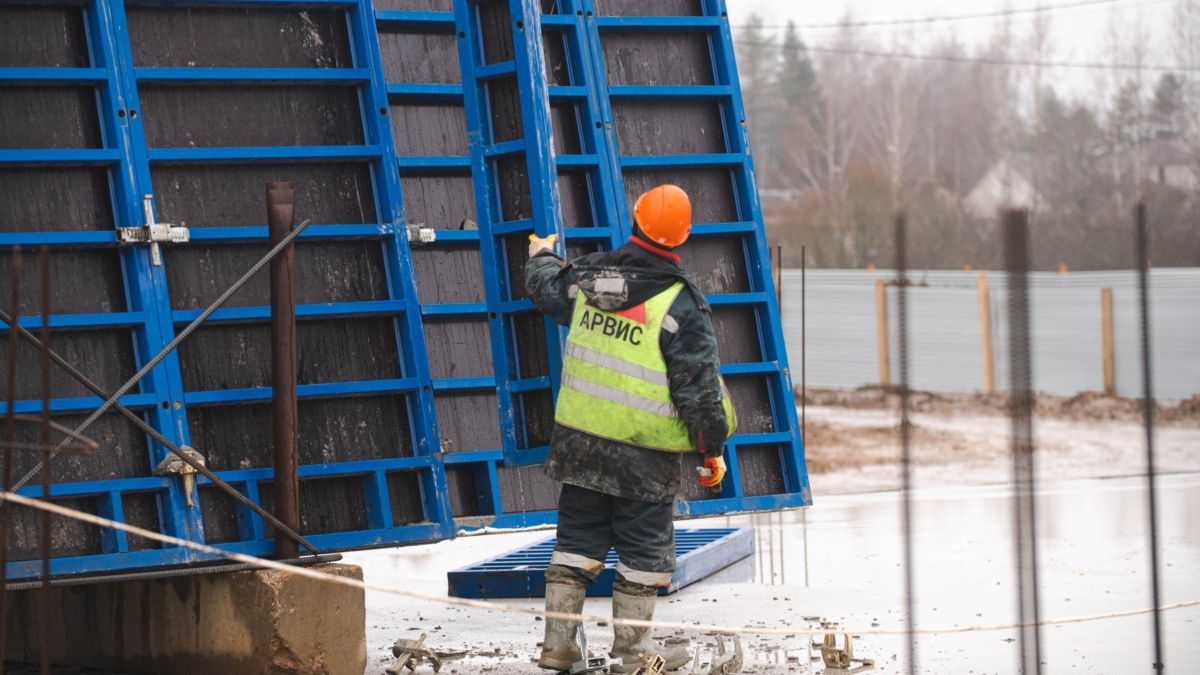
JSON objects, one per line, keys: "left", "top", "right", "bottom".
{"left": 692, "top": 634, "right": 743, "bottom": 675}
{"left": 406, "top": 222, "right": 436, "bottom": 246}
{"left": 818, "top": 631, "right": 874, "bottom": 673}
{"left": 569, "top": 624, "right": 619, "bottom": 674}
{"left": 117, "top": 195, "right": 190, "bottom": 266}
{"left": 387, "top": 632, "right": 442, "bottom": 673}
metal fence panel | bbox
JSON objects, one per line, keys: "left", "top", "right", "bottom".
{"left": 780, "top": 269, "right": 1200, "bottom": 400}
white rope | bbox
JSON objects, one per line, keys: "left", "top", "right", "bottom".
{"left": 5, "top": 491, "right": 1197, "bottom": 637}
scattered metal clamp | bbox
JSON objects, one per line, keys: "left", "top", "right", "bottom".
{"left": 632, "top": 653, "right": 666, "bottom": 675}
{"left": 387, "top": 633, "right": 442, "bottom": 673}
{"left": 692, "top": 635, "right": 743, "bottom": 675}
{"left": 569, "top": 623, "right": 619, "bottom": 674}
{"left": 820, "top": 632, "right": 874, "bottom": 673}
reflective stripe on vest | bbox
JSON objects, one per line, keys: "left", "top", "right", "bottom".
{"left": 554, "top": 281, "right": 737, "bottom": 452}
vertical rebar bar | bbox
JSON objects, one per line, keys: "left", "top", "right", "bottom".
{"left": 0, "top": 246, "right": 21, "bottom": 675}
{"left": 801, "top": 244, "right": 808, "bottom": 588}
{"left": 38, "top": 245, "right": 51, "bottom": 675}
{"left": 1003, "top": 209, "right": 1042, "bottom": 675}
{"left": 1135, "top": 202, "right": 1164, "bottom": 673}
{"left": 894, "top": 214, "right": 916, "bottom": 675}
{"left": 767, "top": 509, "right": 775, "bottom": 585}
{"left": 267, "top": 182, "right": 300, "bottom": 560}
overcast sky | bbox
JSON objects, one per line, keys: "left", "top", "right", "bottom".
{"left": 724, "top": 0, "right": 1179, "bottom": 101}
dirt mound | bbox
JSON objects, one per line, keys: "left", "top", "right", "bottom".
{"left": 802, "top": 417, "right": 978, "bottom": 474}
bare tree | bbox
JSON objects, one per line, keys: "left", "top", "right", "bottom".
{"left": 1173, "top": 0, "right": 1200, "bottom": 170}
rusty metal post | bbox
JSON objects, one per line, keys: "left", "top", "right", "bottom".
{"left": 267, "top": 182, "right": 300, "bottom": 560}
{"left": 894, "top": 214, "right": 916, "bottom": 675}
{"left": 1003, "top": 209, "right": 1043, "bottom": 675}
{"left": 0, "top": 246, "right": 21, "bottom": 674}
{"left": 1135, "top": 202, "right": 1164, "bottom": 673}
{"left": 38, "top": 245, "right": 51, "bottom": 675}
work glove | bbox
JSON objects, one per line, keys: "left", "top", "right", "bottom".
{"left": 528, "top": 233, "right": 558, "bottom": 257}
{"left": 694, "top": 431, "right": 725, "bottom": 488}
{"left": 698, "top": 456, "right": 726, "bottom": 489}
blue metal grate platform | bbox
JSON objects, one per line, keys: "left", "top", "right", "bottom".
{"left": 447, "top": 527, "right": 754, "bottom": 598}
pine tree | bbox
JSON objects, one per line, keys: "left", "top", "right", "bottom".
{"left": 1150, "top": 73, "right": 1186, "bottom": 138}
{"left": 778, "top": 22, "right": 818, "bottom": 112}
{"left": 737, "top": 14, "right": 780, "bottom": 186}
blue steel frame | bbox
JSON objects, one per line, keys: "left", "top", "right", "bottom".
{"left": 544, "top": 0, "right": 812, "bottom": 516}
{"left": 0, "top": 0, "right": 808, "bottom": 581}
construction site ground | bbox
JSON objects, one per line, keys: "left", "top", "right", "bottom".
{"left": 341, "top": 390, "right": 1199, "bottom": 675}
{"left": 10, "top": 390, "right": 1198, "bottom": 674}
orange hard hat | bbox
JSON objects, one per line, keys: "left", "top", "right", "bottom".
{"left": 633, "top": 184, "right": 691, "bottom": 247}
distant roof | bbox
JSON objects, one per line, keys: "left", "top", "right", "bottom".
{"left": 962, "top": 158, "right": 1046, "bottom": 219}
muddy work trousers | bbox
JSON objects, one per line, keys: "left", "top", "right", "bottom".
{"left": 547, "top": 483, "right": 675, "bottom": 595}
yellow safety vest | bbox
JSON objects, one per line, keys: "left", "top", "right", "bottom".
{"left": 554, "top": 281, "right": 737, "bottom": 452}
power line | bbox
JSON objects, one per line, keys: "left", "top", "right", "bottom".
{"left": 733, "top": 0, "right": 1124, "bottom": 30}
{"left": 734, "top": 0, "right": 1171, "bottom": 39}
{"left": 743, "top": 41, "right": 1200, "bottom": 73}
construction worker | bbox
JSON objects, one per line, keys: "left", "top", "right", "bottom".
{"left": 526, "top": 184, "right": 737, "bottom": 672}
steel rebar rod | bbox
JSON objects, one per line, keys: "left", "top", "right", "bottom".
{"left": 3, "top": 553, "right": 343, "bottom": 591}
{"left": 1003, "top": 209, "right": 1043, "bottom": 675}
{"left": 895, "top": 214, "right": 917, "bottom": 675}
{"left": 0, "top": 314, "right": 319, "bottom": 556}
{"left": 1135, "top": 202, "right": 1165, "bottom": 673}
{"left": 801, "top": 244, "right": 808, "bottom": 588}
{"left": 11, "top": 219, "right": 312, "bottom": 494}
{"left": 38, "top": 245, "right": 50, "bottom": 675}
{"left": 0, "top": 414, "right": 98, "bottom": 455}
{"left": 0, "top": 246, "right": 21, "bottom": 675}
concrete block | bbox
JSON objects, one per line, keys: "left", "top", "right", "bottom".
{"left": 5, "top": 563, "right": 366, "bottom": 675}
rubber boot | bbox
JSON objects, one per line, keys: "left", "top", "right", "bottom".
{"left": 538, "top": 582, "right": 585, "bottom": 670}
{"left": 609, "top": 589, "right": 690, "bottom": 673}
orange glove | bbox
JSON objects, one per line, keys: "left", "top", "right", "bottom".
{"left": 528, "top": 233, "right": 558, "bottom": 257}
{"left": 698, "top": 456, "right": 726, "bottom": 488}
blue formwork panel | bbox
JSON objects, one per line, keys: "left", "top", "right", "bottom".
{"left": 0, "top": 0, "right": 807, "bottom": 582}
{"left": 447, "top": 527, "right": 754, "bottom": 598}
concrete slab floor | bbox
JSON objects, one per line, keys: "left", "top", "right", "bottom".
{"left": 345, "top": 472, "right": 1200, "bottom": 675}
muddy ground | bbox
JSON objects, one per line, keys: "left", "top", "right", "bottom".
{"left": 796, "top": 387, "right": 1199, "bottom": 495}
{"left": 796, "top": 386, "right": 1200, "bottom": 427}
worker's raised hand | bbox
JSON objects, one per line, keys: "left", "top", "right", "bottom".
{"left": 528, "top": 233, "right": 558, "bottom": 257}
{"left": 697, "top": 456, "right": 726, "bottom": 489}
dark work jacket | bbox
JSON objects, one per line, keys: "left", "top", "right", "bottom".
{"left": 525, "top": 238, "right": 730, "bottom": 503}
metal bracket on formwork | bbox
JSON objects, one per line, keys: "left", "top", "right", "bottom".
{"left": 406, "top": 222, "right": 436, "bottom": 246}
{"left": 692, "top": 635, "right": 743, "bottom": 675}
{"left": 153, "top": 445, "right": 205, "bottom": 508}
{"left": 819, "top": 632, "right": 875, "bottom": 673}
{"left": 569, "top": 624, "right": 620, "bottom": 675}
{"left": 387, "top": 633, "right": 442, "bottom": 674}
{"left": 116, "top": 195, "right": 190, "bottom": 266}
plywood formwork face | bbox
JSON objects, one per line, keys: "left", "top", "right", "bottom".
{"left": 0, "top": 0, "right": 808, "bottom": 581}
